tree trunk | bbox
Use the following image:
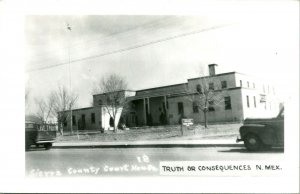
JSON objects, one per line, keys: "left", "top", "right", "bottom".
{"left": 58, "top": 122, "right": 64, "bottom": 136}
{"left": 204, "top": 110, "right": 208, "bottom": 128}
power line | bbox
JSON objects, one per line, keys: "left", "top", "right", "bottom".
{"left": 27, "top": 16, "right": 174, "bottom": 60}
{"left": 27, "top": 23, "right": 232, "bottom": 73}
{"left": 27, "top": 17, "right": 180, "bottom": 66}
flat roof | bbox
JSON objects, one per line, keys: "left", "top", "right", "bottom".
{"left": 92, "top": 89, "right": 136, "bottom": 96}
{"left": 59, "top": 106, "right": 96, "bottom": 113}
{"left": 136, "top": 83, "right": 187, "bottom": 92}
{"left": 188, "top": 72, "right": 236, "bottom": 81}
{"left": 91, "top": 71, "right": 255, "bottom": 99}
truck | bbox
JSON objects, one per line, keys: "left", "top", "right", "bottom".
{"left": 25, "top": 115, "right": 57, "bottom": 151}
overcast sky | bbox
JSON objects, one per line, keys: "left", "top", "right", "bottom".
{"left": 25, "top": 2, "right": 299, "bottom": 113}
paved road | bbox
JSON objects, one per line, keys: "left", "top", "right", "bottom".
{"left": 26, "top": 146, "right": 284, "bottom": 177}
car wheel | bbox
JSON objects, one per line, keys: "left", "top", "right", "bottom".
{"left": 244, "top": 133, "right": 262, "bottom": 151}
{"left": 44, "top": 143, "right": 52, "bottom": 150}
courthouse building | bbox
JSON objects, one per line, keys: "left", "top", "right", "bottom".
{"left": 62, "top": 64, "right": 280, "bottom": 131}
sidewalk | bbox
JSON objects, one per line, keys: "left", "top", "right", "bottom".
{"left": 53, "top": 138, "right": 244, "bottom": 149}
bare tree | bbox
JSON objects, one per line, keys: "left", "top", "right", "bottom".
{"left": 93, "top": 73, "right": 129, "bottom": 132}
{"left": 34, "top": 96, "right": 55, "bottom": 123}
{"left": 186, "top": 66, "right": 228, "bottom": 128}
{"left": 50, "top": 84, "right": 78, "bottom": 135}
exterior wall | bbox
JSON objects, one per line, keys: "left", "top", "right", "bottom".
{"left": 133, "top": 99, "right": 145, "bottom": 126}
{"left": 93, "top": 90, "right": 135, "bottom": 107}
{"left": 167, "top": 89, "right": 244, "bottom": 125}
{"left": 63, "top": 107, "right": 102, "bottom": 131}
{"left": 167, "top": 95, "right": 188, "bottom": 125}
{"left": 101, "top": 106, "right": 123, "bottom": 130}
{"left": 235, "top": 73, "right": 257, "bottom": 89}
{"left": 131, "top": 97, "right": 167, "bottom": 126}
{"left": 63, "top": 106, "right": 127, "bottom": 131}
{"left": 135, "top": 83, "right": 187, "bottom": 98}
{"left": 92, "top": 90, "right": 133, "bottom": 130}
{"left": 241, "top": 88, "right": 279, "bottom": 119}
{"left": 149, "top": 96, "right": 165, "bottom": 125}
{"left": 125, "top": 91, "right": 136, "bottom": 98}
{"left": 235, "top": 73, "right": 280, "bottom": 119}
{"left": 235, "top": 72, "right": 277, "bottom": 95}
{"left": 67, "top": 67, "right": 280, "bottom": 130}
{"left": 188, "top": 73, "right": 237, "bottom": 91}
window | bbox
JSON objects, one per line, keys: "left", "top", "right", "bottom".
{"left": 224, "top": 97, "right": 232, "bottom": 110}
{"left": 81, "top": 114, "right": 86, "bottom": 125}
{"left": 64, "top": 120, "right": 67, "bottom": 127}
{"left": 246, "top": 96, "right": 250, "bottom": 108}
{"left": 247, "top": 81, "right": 250, "bottom": 88}
{"left": 253, "top": 96, "right": 256, "bottom": 108}
{"left": 253, "top": 83, "right": 255, "bottom": 88}
{"left": 209, "top": 83, "right": 214, "bottom": 90}
{"left": 178, "top": 102, "right": 184, "bottom": 115}
{"left": 264, "top": 102, "right": 267, "bottom": 110}
{"left": 196, "top": 84, "right": 202, "bottom": 93}
{"left": 98, "top": 99, "right": 103, "bottom": 105}
{"left": 72, "top": 115, "right": 76, "bottom": 125}
{"left": 208, "top": 100, "right": 215, "bottom": 111}
{"left": 221, "top": 81, "right": 227, "bottom": 89}
{"left": 193, "top": 101, "right": 199, "bottom": 113}
{"left": 91, "top": 113, "right": 95, "bottom": 124}
{"left": 240, "top": 80, "right": 243, "bottom": 87}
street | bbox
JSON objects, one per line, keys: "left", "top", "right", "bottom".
{"left": 26, "top": 146, "right": 284, "bottom": 177}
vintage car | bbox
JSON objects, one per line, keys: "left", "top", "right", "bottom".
{"left": 25, "top": 115, "right": 57, "bottom": 151}
{"left": 236, "top": 108, "right": 284, "bottom": 151}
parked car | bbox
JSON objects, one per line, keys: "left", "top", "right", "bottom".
{"left": 236, "top": 108, "right": 284, "bottom": 151}
{"left": 25, "top": 115, "right": 57, "bottom": 151}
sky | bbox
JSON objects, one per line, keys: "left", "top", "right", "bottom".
{"left": 24, "top": 1, "right": 299, "bottom": 114}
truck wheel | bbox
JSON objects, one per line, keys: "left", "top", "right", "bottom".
{"left": 44, "top": 143, "right": 52, "bottom": 150}
{"left": 244, "top": 134, "right": 262, "bottom": 151}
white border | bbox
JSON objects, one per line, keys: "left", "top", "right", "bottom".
{"left": 0, "top": 0, "right": 298, "bottom": 193}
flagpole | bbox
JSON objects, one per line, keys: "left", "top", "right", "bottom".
{"left": 66, "top": 23, "right": 78, "bottom": 139}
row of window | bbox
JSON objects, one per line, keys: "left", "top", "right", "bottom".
{"left": 246, "top": 95, "right": 274, "bottom": 110}
{"left": 64, "top": 113, "right": 96, "bottom": 127}
{"left": 240, "top": 80, "right": 255, "bottom": 89}
{"left": 195, "top": 80, "right": 277, "bottom": 94}
{"left": 240, "top": 80, "right": 275, "bottom": 94}
{"left": 196, "top": 81, "right": 227, "bottom": 93}
{"left": 195, "top": 80, "right": 275, "bottom": 95}
{"left": 177, "top": 96, "right": 232, "bottom": 115}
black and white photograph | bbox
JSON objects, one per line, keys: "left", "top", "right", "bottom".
{"left": 0, "top": 0, "right": 299, "bottom": 193}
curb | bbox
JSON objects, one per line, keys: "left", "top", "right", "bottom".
{"left": 52, "top": 143, "right": 244, "bottom": 149}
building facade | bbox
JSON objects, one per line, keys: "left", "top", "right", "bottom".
{"left": 62, "top": 64, "right": 280, "bottom": 131}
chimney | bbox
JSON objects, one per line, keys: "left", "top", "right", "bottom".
{"left": 208, "top": 64, "right": 218, "bottom": 76}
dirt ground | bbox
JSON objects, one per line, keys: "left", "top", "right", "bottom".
{"left": 56, "top": 123, "right": 242, "bottom": 142}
